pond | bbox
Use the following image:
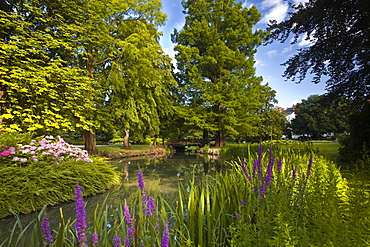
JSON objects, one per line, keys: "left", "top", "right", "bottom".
{"left": 0, "top": 151, "right": 224, "bottom": 242}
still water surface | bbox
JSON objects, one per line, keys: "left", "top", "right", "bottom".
{"left": 0, "top": 152, "right": 223, "bottom": 241}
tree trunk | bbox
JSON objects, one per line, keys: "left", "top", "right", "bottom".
{"left": 152, "top": 135, "right": 157, "bottom": 146}
{"left": 215, "top": 130, "right": 226, "bottom": 147}
{"left": 123, "top": 129, "right": 131, "bottom": 149}
{"left": 202, "top": 129, "right": 209, "bottom": 143}
{"left": 84, "top": 129, "right": 98, "bottom": 155}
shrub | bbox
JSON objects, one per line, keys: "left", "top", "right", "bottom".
{"left": 0, "top": 134, "right": 120, "bottom": 218}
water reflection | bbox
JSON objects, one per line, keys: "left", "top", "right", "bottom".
{"left": 0, "top": 152, "right": 223, "bottom": 242}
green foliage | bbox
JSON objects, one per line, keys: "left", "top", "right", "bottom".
{"left": 292, "top": 94, "right": 349, "bottom": 139}
{"left": 0, "top": 132, "right": 33, "bottom": 150}
{"left": 267, "top": 0, "right": 369, "bottom": 102}
{"left": 0, "top": 156, "right": 119, "bottom": 218}
{"left": 256, "top": 107, "right": 286, "bottom": 141}
{"left": 0, "top": 2, "right": 97, "bottom": 132}
{"left": 339, "top": 102, "right": 370, "bottom": 162}
{"left": 78, "top": 0, "right": 175, "bottom": 150}
{"left": 172, "top": 0, "right": 275, "bottom": 146}
{"left": 3, "top": 144, "right": 370, "bottom": 246}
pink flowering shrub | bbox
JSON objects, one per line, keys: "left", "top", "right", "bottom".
{"left": 0, "top": 135, "right": 92, "bottom": 165}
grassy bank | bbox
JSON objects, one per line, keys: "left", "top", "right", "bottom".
{"left": 2, "top": 143, "right": 369, "bottom": 246}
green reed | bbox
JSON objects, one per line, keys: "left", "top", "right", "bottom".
{"left": 2, "top": 144, "right": 369, "bottom": 246}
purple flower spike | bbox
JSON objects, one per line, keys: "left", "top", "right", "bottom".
{"left": 124, "top": 205, "right": 134, "bottom": 246}
{"left": 292, "top": 168, "right": 297, "bottom": 180}
{"left": 258, "top": 145, "right": 263, "bottom": 160}
{"left": 124, "top": 205, "right": 133, "bottom": 224}
{"left": 138, "top": 170, "right": 146, "bottom": 195}
{"left": 113, "top": 236, "right": 121, "bottom": 247}
{"left": 161, "top": 221, "right": 170, "bottom": 247}
{"left": 41, "top": 217, "right": 54, "bottom": 245}
{"left": 259, "top": 182, "right": 266, "bottom": 200}
{"left": 91, "top": 233, "right": 99, "bottom": 246}
{"left": 235, "top": 213, "right": 240, "bottom": 220}
{"left": 277, "top": 159, "right": 282, "bottom": 173}
{"left": 241, "top": 163, "right": 252, "bottom": 182}
{"left": 306, "top": 156, "right": 313, "bottom": 179}
{"left": 240, "top": 200, "right": 247, "bottom": 205}
{"left": 75, "top": 185, "right": 88, "bottom": 247}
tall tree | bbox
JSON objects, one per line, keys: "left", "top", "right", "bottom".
{"left": 0, "top": 0, "right": 96, "bottom": 132}
{"left": 172, "top": 0, "right": 274, "bottom": 147}
{"left": 101, "top": 22, "right": 175, "bottom": 149}
{"left": 267, "top": 0, "right": 369, "bottom": 102}
{"left": 78, "top": 0, "right": 174, "bottom": 151}
{"left": 291, "top": 94, "right": 349, "bottom": 139}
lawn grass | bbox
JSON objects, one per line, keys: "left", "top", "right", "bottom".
{"left": 97, "top": 144, "right": 152, "bottom": 152}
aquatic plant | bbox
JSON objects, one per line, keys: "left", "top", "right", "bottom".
{"left": 2, "top": 144, "right": 369, "bottom": 246}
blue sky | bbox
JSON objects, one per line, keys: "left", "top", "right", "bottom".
{"left": 158, "top": 0, "right": 327, "bottom": 108}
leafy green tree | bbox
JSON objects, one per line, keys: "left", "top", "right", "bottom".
{"left": 291, "top": 94, "right": 349, "bottom": 139}
{"left": 0, "top": 1, "right": 96, "bottom": 132}
{"left": 78, "top": 0, "right": 174, "bottom": 151}
{"left": 258, "top": 108, "right": 286, "bottom": 142}
{"left": 267, "top": 0, "right": 369, "bottom": 102}
{"left": 172, "top": 0, "right": 274, "bottom": 147}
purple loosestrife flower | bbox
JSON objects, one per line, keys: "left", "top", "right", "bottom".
{"left": 125, "top": 227, "right": 135, "bottom": 247}
{"left": 259, "top": 182, "right": 266, "bottom": 200}
{"left": 91, "top": 233, "right": 99, "bottom": 246}
{"left": 235, "top": 213, "right": 240, "bottom": 220}
{"left": 268, "top": 147, "right": 274, "bottom": 166}
{"left": 241, "top": 163, "right": 252, "bottom": 182}
{"left": 292, "top": 168, "right": 297, "bottom": 180}
{"left": 161, "top": 221, "right": 170, "bottom": 247}
{"left": 124, "top": 205, "right": 134, "bottom": 246}
{"left": 75, "top": 185, "right": 88, "bottom": 247}
{"left": 264, "top": 166, "right": 273, "bottom": 186}
{"left": 124, "top": 205, "right": 133, "bottom": 224}
{"left": 258, "top": 145, "right": 263, "bottom": 160}
{"left": 252, "top": 159, "right": 258, "bottom": 177}
{"left": 137, "top": 170, "right": 146, "bottom": 195}
{"left": 277, "top": 159, "right": 282, "bottom": 173}
{"left": 146, "top": 196, "right": 157, "bottom": 215}
{"left": 113, "top": 236, "right": 121, "bottom": 247}
{"left": 41, "top": 217, "right": 54, "bottom": 245}
{"left": 306, "top": 156, "right": 313, "bottom": 179}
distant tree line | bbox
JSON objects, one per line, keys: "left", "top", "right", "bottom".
{"left": 1, "top": 0, "right": 368, "bottom": 162}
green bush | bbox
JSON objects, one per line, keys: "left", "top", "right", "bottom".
{"left": 0, "top": 133, "right": 120, "bottom": 218}
{"left": 0, "top": 157, "right": 120, "bottom": 218}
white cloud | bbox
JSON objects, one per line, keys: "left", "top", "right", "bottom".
{"left": 266, "top": 50, "right": 277, "bottom": 58}
{"left": 282, "top": 45, "right": 292, "bottom": 54}
{"left": 260, "top": 0, "right": 289, "bottom": 24}
{"left": 298, "top": 33, "right": 317, "bottom": 46}
{"left": 255, "top": 59, "right": 268, "bottom": 67}
{"left": 242, "top": 0, "right": 253, "bottom": 9}
{"left": 292, "top": 0, "right": 310, "bottom": 5}
{"left": 162, "top": 46, "right": 178, "bottom": 67}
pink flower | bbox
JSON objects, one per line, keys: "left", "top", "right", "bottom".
{"left": 12, "top": 157, "right": 20, "bottom": 161}
{"left": 8, "top": 147, "right": 16, "bottom": 154}
{"left": 0, "top": 151, "right": 11, "bottom": 156}
{"left": 20, "top": 158, "right": 27, "bottom": 163}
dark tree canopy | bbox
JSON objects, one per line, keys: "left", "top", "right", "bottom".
{"left": 267, "top": 0, "right": 369, "bottom": 102}
{"left": 291, "top": 94, "right": 349, "bottom": 139}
